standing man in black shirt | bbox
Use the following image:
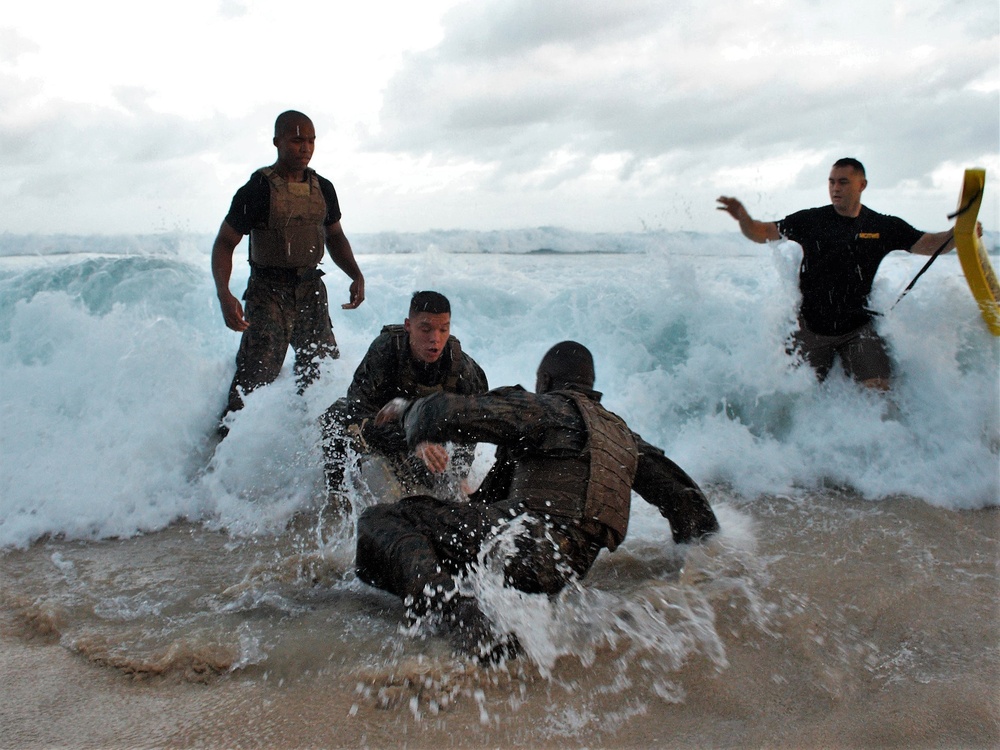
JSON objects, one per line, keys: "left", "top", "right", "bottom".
{"left": 718, "top": 158, "right": 960, "bottom": 390}
{"left": 211, "top": 111, "right": 365, "bottom": 431}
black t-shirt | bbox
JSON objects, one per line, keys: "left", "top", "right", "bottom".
{"left": 776, "top": 205, "right": 924, "bottom": 335}
{"left": 223, "top": 169, "right": 342, "bottom": 235}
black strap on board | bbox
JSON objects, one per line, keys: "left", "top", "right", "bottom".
{"left": 889, "top": 186, "right": 982, "bottom": 311}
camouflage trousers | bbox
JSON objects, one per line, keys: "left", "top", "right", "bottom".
{"left": 225, "top": 269, "right": 339, "bottom": 415}
{"left": 355, "top": 495, "right": 603, "bottom": 613}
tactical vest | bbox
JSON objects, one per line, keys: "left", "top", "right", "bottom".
{"left": 507, "top": 390, "right": 639, "bottom": 550}
{"left": 249, "top": 167, "right": 327, "bottom": 269}
{"left": 381, "top": 324, "right": 465, "bottom": 397}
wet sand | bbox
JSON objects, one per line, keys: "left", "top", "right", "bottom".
{"left": 2, "top": 494, "right": 998, "bottom": 749}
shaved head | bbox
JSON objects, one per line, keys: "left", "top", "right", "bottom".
{"left": 274, "top": 110, "right": 313, "bottom": 138}
{"left": 536, "top": 341, "right": 595, "bottom": 393}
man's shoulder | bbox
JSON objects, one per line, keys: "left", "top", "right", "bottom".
{"left": 310, "top": 170, "right": 335, "bottom": 189}
{"left": 377, "top": 323, "right": 406, "bottom": 340}
{"left": 232, "top": 169, "right": 271, "bottom": 194}
{"left": 539, "top": 387, "right": 600, "bottom": 414}
{"left": 362, "top": 326, "right": 406, "bottom": 360}
{"left": 857, "top": 205, "right": 907, "bottom": 225}
{"left": 345, "top": 334, "right": 400, "bottom": 405}
{"left": 452, "top": 340, "right": 484, "bottom": 369}
{"left": 855, "top": 207, "right": 924, "bottom": 249}
{"left": 447, "top": 339, "right": 489, "bottom": 390}
{"left": 310, "top": 170, "right": 338, "bottom": 200}
{"left": 858, "top": 205, "right": 888, "bottom": 220}
{"left": 225, "top": 172, "right": 272, "bottom": 232}
{"left": 783, "top": 205, "right": 833, "bottom": 223}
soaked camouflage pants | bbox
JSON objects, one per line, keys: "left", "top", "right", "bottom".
{"left": 225, "top": 270, "right": 339, "bottom": 415}
{"left": 355, "top": 495, "right": 603, "bottom": 613}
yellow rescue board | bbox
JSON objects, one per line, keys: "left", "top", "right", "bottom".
{"left": 954, "top": 168, "right": 1000, "bottom": 335}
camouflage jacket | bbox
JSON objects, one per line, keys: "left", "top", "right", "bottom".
{"left": 400, "top": 385, "right": 719, "bottom": 546}
{"left": 341, "top": 325, "right": 488, "bottom": 456}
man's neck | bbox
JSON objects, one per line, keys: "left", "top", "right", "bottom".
{"left": 273, "top": 163, "right": 307, "bottom": 182}
{"left": 833, "top": 203, "right": 863, "bottom": 219}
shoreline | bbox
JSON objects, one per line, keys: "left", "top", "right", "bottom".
{"left": 2, "top": 499, "right": 997, "bottom": 749}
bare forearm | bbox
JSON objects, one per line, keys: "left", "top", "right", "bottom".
{"left": 211, "top": 221, "right": 244, "bottom": 296}
{"left": 211, "top": 242, "right": 235, "bottom": 296}
{"left": 325, "top": 227, "right": 363, "bottom": 281}
{"left": 716, "top": 196, "right": 781, "bottom": 243}
{"left": 739, "top": 216, "right": 779, "bottom": 243}
{"left": 210, "top": 221, "right": 249, "bottom": 331}
{"left": 910, "top": 230, "right": 955, "bottom": 256}
{"left": 325, "top": 222, "right": 365, "bottom": 308}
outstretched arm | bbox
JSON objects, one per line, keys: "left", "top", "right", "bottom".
{"left": 716, "top": 196, "right": 782, "bottom": 244}
{"left": 910, "top": 230, "right": 955, "bottom": 256}
{"left": 910, "top": 222, "right": 982, "bottom": 256}
{"left": 377, "top": 387, "right": 545, "bottom": 450}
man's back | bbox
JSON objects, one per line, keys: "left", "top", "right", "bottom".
{"left": 401, "top": 384, "right": 718, "bottom": 547}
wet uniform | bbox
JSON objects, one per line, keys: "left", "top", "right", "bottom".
{"left": 355, "top": 385, "right": 719, "bottom": 614}
{"left": 224, "top": 167, "right": 343, "bottom": 414}
{"left": 777, "top": 205, "right": 924, "bottom": 381}
{"left": 322, "top": 325, "right": 488, "bottom": 495}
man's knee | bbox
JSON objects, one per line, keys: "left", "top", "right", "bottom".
{"left": 293, "top": 341, "right": 339, "bottom": 392}
{"left": 233, "top": 344, "right": 286, "bottom": 397}
{"left": 355, "top": 505, "right": 403, "bottom": 589}
{"left": 355, "top": 502, "right": 447, "bottom": 600}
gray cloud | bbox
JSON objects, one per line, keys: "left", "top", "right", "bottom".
{"left": 369, "top": 0, "right": 999, "bottom": 194}
{"left": 0, "top": 80, "right": 269, "bottom": 232}
{"left": 434, "top": 0, "right": 672, "bottom": 59}
{"left": 0, "top": 1, "right": 996, "bottom": 234}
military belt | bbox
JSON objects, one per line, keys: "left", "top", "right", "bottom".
{"left": 250, "top": 264, "right": 324, "bottom": 285}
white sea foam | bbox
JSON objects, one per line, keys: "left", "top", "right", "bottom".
{"left": 0, "top": 230, "right": 997, "bottom": 549}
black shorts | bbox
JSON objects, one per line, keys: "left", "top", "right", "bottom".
{"left": 788, "top": 318, "right": 892, "bottom": 383}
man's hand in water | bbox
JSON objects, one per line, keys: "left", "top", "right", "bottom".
{"left": 374, "top": 398, "right": 448, "bottom": 471}
{"left": 415, "top": 442, "right": 449, "bottom": 474}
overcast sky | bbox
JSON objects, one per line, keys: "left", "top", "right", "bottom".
{"left": 2, "top": 0, "right": 998, "bottom": 236}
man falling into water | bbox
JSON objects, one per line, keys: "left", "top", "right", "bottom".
{"left": 321, "top": 291, "right": 488, "bottom": 509}
{"left": 717, "top": 158, "right": 968, "bottom": 390}
{"left": 355, "top": 340, "right": 719, "bottom": 661}
{"left": 211, "top": 110, "right": 365, "bottom": 434}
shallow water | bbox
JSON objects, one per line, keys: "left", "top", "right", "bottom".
{"left": 2, "top": 490, "right": 996, "bottom": 748}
